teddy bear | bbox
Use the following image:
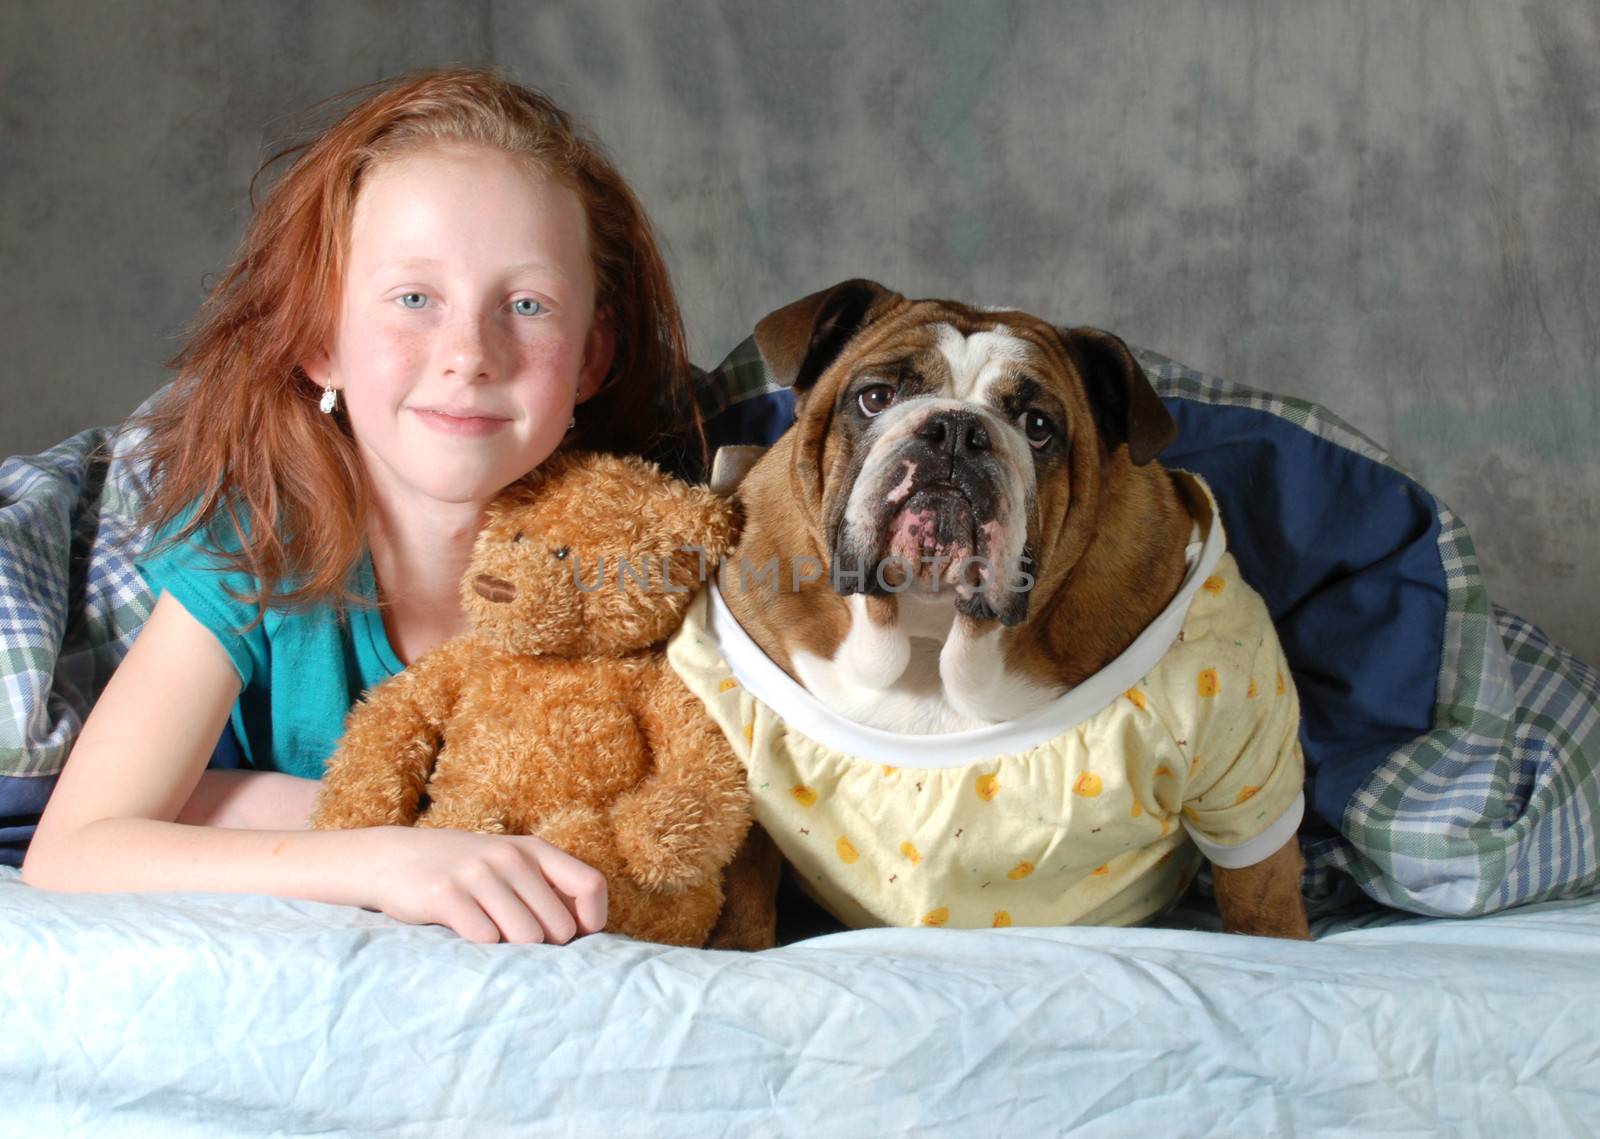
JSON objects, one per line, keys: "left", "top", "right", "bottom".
{"left": 309, "top": 450, "right": 772, "bottom": 948}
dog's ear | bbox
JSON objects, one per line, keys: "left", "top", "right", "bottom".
{"left": 1057, "top": 327, "right": 1176, "bottom": 466}
{"left": 754, "top": 279, "right": 901, "bottom": 391}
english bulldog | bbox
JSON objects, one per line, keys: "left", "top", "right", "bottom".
{"left": 677, "top": 280, "right": 1310, "bottom": 946}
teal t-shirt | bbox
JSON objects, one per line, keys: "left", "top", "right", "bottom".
{"left": 134, "top": 528, "right": 404, "bottom": 780}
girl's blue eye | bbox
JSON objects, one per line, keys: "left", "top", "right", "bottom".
{"left": 398, "top": 293, "right": 427, "bottom": 309}
{"left": 512, "top": 298, "right": 545, "bottom": 317}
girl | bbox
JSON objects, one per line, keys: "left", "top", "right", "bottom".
{"left": 21, "top": 68, "right": 706, "bottom": 945}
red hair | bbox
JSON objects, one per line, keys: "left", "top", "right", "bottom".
{"left": 136, "top": 67, "right": 703, "bottom": 615}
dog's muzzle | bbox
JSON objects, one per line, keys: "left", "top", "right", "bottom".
{"left": 832, "top": 407, "right": 1029, "bottom": 624}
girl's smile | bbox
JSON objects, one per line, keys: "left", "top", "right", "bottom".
{"left": 411, "top": 406, "right": 515, "bottom": 437}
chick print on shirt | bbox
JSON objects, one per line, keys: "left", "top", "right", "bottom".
{"left": 665, "top": 494, "right": 1304, "bottom": 931}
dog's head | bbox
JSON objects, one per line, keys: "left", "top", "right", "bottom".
{"left": 753, "top": 279, "right": 1176, "bottom": 628}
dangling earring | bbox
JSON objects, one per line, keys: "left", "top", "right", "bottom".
{"left": 567, "top": 415, "right": 576, "bottom": 432}
{"left": 319, "top": 385, "right": 339, "bottom": 415}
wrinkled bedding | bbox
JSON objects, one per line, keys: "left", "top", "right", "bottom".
{"left": 3, "top": 867, "right": 1595, "bottom": 1137}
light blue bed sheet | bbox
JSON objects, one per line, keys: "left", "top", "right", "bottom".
{"left": 2, "top": 866, "right": 1596, "bottom": 1138}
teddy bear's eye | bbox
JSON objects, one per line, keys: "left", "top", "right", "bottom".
{"left": 552, "top": 547, "right": 570, "bottom": 560}
{"left": 512, "top": 532, "right": 525, "bottom": 544}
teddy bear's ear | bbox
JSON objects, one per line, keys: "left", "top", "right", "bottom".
{"left": 486, "top": 451, "right": 596, "bottom": 524}
{"left": 483, "top": 478, "right": 542, "bottom": 525}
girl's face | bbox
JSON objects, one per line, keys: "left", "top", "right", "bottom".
{"left": 305, "top": 143, "right": 613, "bottom": 514}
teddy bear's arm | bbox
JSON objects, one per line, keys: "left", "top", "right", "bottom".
{"left": 607, "top": 665, "right": 752, "bottom": 892}
{"left": 309, "top": 649, "right": 463, "bottom": 831}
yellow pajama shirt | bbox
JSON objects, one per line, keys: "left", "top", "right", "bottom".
{"left": 666, "top": 473, "right": 1305, "bottom": 929}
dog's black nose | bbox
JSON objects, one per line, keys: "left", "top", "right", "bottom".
{"left": 916, "top": 410, "right": 991, "bottom": 455}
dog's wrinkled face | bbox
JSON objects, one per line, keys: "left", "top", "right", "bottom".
{"left": 756, "top": 279, "right": 1175, "bottom": 631}
{"left": 824, "top": 320, "right": 1066, "bottom": 627}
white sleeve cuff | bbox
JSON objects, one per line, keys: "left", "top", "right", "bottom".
{"left": 1182, "top": 790, "right": 1306, "bottom": 870}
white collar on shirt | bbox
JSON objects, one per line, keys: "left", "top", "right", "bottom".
{"left": 701, "top": 475, "right": 1228, "bottom": 768}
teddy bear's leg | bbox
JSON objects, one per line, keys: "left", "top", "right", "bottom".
{"left": 417, "top": 793, "right": 627, "bottom": 874}
{"left": 607, "top": 877, "right": 727, "bottom": 948}
{"left": 413, "top": 797, "right": 509, "bottom": 835}
{"left": 531, "top": 804, "right": 626, "bottom": 878}
{"left": 608, "top": 666, "right": 753, "bottom": 892}
{"left": 705, "top": 822, "right": 781, "bottom": 951}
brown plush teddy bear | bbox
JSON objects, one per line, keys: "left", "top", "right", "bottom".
{"left": 309, "top": 451, "right": 768, "bottom": 948}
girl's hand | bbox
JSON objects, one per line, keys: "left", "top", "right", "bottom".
{"left": 367, "top": 827, "right": 608, "bottom": 945}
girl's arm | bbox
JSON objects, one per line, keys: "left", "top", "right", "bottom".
{"left": 21, "top": 592, "right": 606, "bottom": 944}
{"left": 177, "top": 769, "right": 322, "bottom": 829}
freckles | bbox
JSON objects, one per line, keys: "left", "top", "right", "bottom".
{"left": 352, "top": 325, "right": 427, "bottom": 389}
{"left": 517, "top": 336, "right": 568, "bottom": 365}
{"left": 511, "top": 335, "right": 582, "bottom": 382}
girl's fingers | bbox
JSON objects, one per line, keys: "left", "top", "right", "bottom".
{"left": 495, "top": 855, "right": 581, "bottom": 945}
{"left": 465, "top": 866, "right": 552, "bottom": 945}
{"left": 432, "top": 882, "right": 505, "bottom": 946}
{"left": 516, "top": 836, "right": 609, "bottom": 935}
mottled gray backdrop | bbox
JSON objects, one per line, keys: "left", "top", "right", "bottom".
{"left": 3, "top": 1, "right": 1597, "bottom": 662}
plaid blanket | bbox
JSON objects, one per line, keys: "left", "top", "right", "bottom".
{"left": 5, "top": 353, "right": 1598, "bottom": 915}
{"left": 0, "top": 418, "right": 153, "bottom": 861}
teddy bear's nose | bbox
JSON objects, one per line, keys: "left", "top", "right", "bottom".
{"left": 472, "top": 574, "right": 518, "bottom": 603}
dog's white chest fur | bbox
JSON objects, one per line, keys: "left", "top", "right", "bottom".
{"left": 790, "top": 594, "right": 1060, "bottom": 732}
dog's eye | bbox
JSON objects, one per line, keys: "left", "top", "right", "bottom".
{"left": 1020, "top": 410, "right": 1057, "bottom": 449}
{"left": 511, "top": 531, "right": 525, "bottom": 544}
{"left": 857, "top": 385, "right": 896, "bottom": 418}
{"left": 551, "top": 547, "right": 570, "bottom": 560}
